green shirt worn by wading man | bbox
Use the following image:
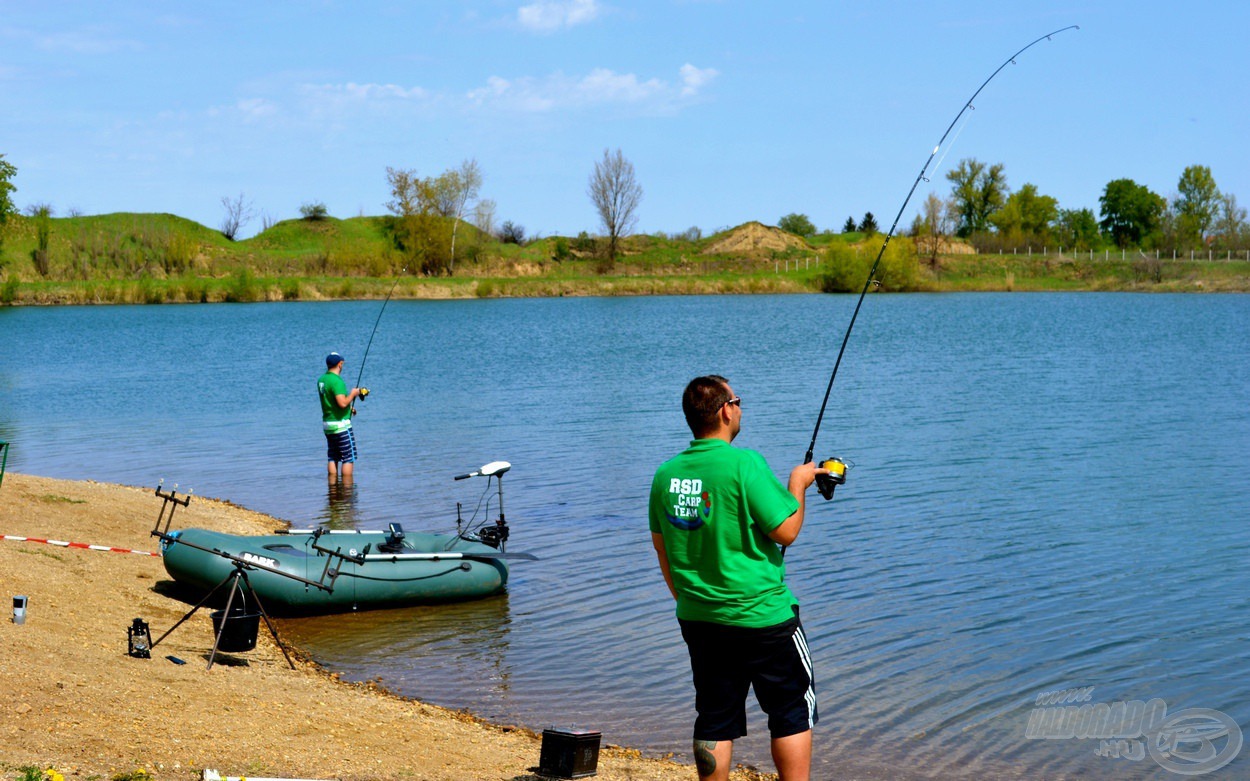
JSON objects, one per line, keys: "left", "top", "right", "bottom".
{"left": 649, "top": 438, "right": 801, "bottom": 628}
{"left": 318, "top": 371, "right": 352, "bottom": 433}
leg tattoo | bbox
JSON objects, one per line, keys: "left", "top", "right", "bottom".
{"left": 693, "top": 739, "right": 718, "bottom": 777}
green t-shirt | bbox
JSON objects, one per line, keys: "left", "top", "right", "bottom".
{"left": 317, "top": 371, "right": 352, "bottom": 432}
{"left": 649, "top": 438, "right": 800, "bottom": 627}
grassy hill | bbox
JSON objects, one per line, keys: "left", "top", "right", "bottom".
{"left": 1, "top": 212, "right": 1246, "bottom": 305}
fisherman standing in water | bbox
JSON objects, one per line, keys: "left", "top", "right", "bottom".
{"left": 318, "top": 352, "right": 364, "bottom": 483}
{"left": 650, "top": 375, "right": 826, "bottom": 781}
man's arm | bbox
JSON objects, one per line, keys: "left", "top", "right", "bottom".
{"left": 767, "top": 462, "right": 826, "bottom": 547}
{"left": 334, "top": 388, "right": 360, "bottom": 409}
{"left": 651, "top": 532, "right": 677, "bottom": 601}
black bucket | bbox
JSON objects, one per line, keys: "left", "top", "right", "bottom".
{"left": 210, "top": 605, "right": 260, "bottom": 652}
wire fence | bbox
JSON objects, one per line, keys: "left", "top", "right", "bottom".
{"left": 986, "top": 247, "right": 1250, "bottom": 262}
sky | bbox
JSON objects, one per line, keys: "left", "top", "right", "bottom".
{"left": 2, "top": 1, "right": 1248, "bottom": 240}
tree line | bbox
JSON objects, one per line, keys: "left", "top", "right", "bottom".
{"left": 3, "top": 145, "right": 1245, "bottom": 284}
{"left": 778, "top": 162, "right": 1246, "bottom": 262}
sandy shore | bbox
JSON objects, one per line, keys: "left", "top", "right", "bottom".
{"left": 0, "top": 473, "right": 771, "bottom": 781}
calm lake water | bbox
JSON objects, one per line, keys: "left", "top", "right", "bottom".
{"left": 2, "top": 293, "right": 1248, "bottom": 779}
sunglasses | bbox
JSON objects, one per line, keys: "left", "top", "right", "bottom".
{"left": 723, "top": 396, "right": 742, "bottom": 408}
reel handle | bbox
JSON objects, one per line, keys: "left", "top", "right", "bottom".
{"left": 815, "top": 457, "right": 847, "bottom": 501}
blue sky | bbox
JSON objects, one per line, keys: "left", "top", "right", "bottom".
{"left": 2, "top": 1, "right": 1247, "bottom": 240}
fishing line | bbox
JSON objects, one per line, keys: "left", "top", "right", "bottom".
{"left": 354, "top": 267, "right": 408, "bottom": 390}
{"left": 804, "top": 26, "right": 1078, "bottom": 472}
{"left": 930, "top": 107, "right": 973, "bottom": 179}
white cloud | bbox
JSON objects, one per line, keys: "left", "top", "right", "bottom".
{"left": 32, "top": 28, "right": 141, "bottom": 55}
{"left": 304, "top": 82, "right": 429, "bottom": 102}
{"left": 236, "top": 98, "right": 278, "bottom": 119}
{"left": 517, "top": 0, "right": 601, "bottom": 33}
{"left": 679, "top": 63, "right": 719, "bottom": 96}
{"left": 467, "top": 63, "right": 717, "bottom": 113}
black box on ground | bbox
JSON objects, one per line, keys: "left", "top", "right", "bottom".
{"left": 538, "top": 728, "right": 601, "bottom": 778}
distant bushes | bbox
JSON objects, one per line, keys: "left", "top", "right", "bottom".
{"left": 819, "top": 239, "right": 921, "bottom": 293}
{"left": 300, "top": 202, "right": 329, "bottom": 221}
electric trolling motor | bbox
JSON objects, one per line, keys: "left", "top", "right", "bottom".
{"left": 815, "top": 457, "right": 847, "bottom": 500}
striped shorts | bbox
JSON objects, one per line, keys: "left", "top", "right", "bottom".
{"left": 324, "top": 427, "right": 358, "bottom": 463}
{"left": 679, "top": 608, "right": 817, "bottom": 740}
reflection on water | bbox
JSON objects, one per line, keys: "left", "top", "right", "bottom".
{"left": 280, "top": 595, "right": 516, "bottom": 706}
{"left": 316, "top": 478, "right": 361, "bottom": 529}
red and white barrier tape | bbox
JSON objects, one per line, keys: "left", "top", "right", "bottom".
{"left": 2, "top": 534, "right": 160, "bottom": 556}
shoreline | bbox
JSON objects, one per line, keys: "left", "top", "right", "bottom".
{"left": 0, "top": 472, "right": 771, "bottom": 780}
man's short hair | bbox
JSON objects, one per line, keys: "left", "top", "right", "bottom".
{"left": 682, "top": 375, "right": 732, "bottom": 438}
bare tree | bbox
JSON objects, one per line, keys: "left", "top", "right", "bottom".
{"left": 588, "top": 148, "right": 643, "bottom": 265}
{"left": 919, "top": 191, "right": 956, "bottom": 268}
{"left": 219, "top": 192, "right": 255, "bottom": 240}
{"left": 474, "top": 199, "right": 498, "bottom": 239}
{"left": 448, "top": 158, "right": 483, "bottom": 274}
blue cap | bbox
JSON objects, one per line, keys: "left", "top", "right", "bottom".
{"left": 326, "top": 352, "right": 345, "bottom": 367}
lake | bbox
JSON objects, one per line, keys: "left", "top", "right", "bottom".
{"left": 2, "top": 293, "right": 1247, "bottom": 779}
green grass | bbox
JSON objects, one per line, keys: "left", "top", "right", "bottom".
{"left": 1, "top": 211, "right": 1246, "bottom": 304}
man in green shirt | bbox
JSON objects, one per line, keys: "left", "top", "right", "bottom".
{"left": 649, "top": 375, "right": 827, "bottom": 781}
{"left": 318, "top": 352, "right": 363, "bottom": 481}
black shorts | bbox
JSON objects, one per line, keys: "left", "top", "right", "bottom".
{"left": 324, "top": 427, "right": 357, "bottom": 463}
{"left": 679, "top": 609, "right": 817, "bottom": 741}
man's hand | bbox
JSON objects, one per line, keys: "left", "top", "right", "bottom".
{"left": 788, "top": 461, "right": 828, "bottom": 495}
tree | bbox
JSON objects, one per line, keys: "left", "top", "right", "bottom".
{"left": 946, "top": 158, "right": 1008, "bottom": 237}
{"left": 588, "top": 148, "right": 643, "bottom": 265}
{"left": 25, "top": 202, "right": 52, "bottom": 276}
{"left": 0, "top": 154, "right": 17, "bottom": 257}
{"left": 500, "top": 220, "right": 526, "bottom": 244}
{"left": 1174, "top": 164, "right": 1221, "bottom": 244}
{"left": 219, "top": 192, "right": 255, "bottom": 240}
{"left": 300, "top": 201, "right": 329, "bottom": 220}
{"left": 1099, "top": 178, "right": 1165, "bottom": 248}
{"left": 1055, "top": 208, "right": 1100, "bottom": 251}
{"left": 447, "top": 158, "right": 483, "bottom": 274}
{"left": 778, "top": 213, "right": 816, "bottom": 237}
{"left": 1212, "top": 193, "right": 1248, "bottom": 250}
{"left": 917, "top": 192, "right": 956, "bottom": 267}
{"left": 989, "top": 183, "right": 1059, "bottom": 242}
{"left": 385, "top": 167, "right": 421, "bottom": 217}
{"left": 473, "top": 199, "right": 497, "bottom": 239}
{"left": 858, "top": 212, "right": 878, "bottom": 235}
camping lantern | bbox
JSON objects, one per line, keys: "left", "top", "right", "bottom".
{"left": 128, "top": 617, "right": 152, "bottom": 658}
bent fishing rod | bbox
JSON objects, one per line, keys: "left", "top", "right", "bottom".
{"left": 807, "top": 25, "right": 1078, "bottom": 501}
{"left": 351, "top": 267, "right": 407, "bottom": 412}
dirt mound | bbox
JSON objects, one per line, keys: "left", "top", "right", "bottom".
{"left": 913, "top": 236, "right": 976, "bottom": 255}
{"left": 702, "top": 221, "right": 811, "bottom": 256}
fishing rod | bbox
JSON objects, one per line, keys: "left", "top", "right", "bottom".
{"left": 351, "top": 267, "right": 407, "bottom": 412}
{"left": 807, "top": 25, "right": 1078, "bottom": 501}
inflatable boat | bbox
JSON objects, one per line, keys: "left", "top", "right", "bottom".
{"left": 152, "top": 461, "right": 532, "bottom": 615}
